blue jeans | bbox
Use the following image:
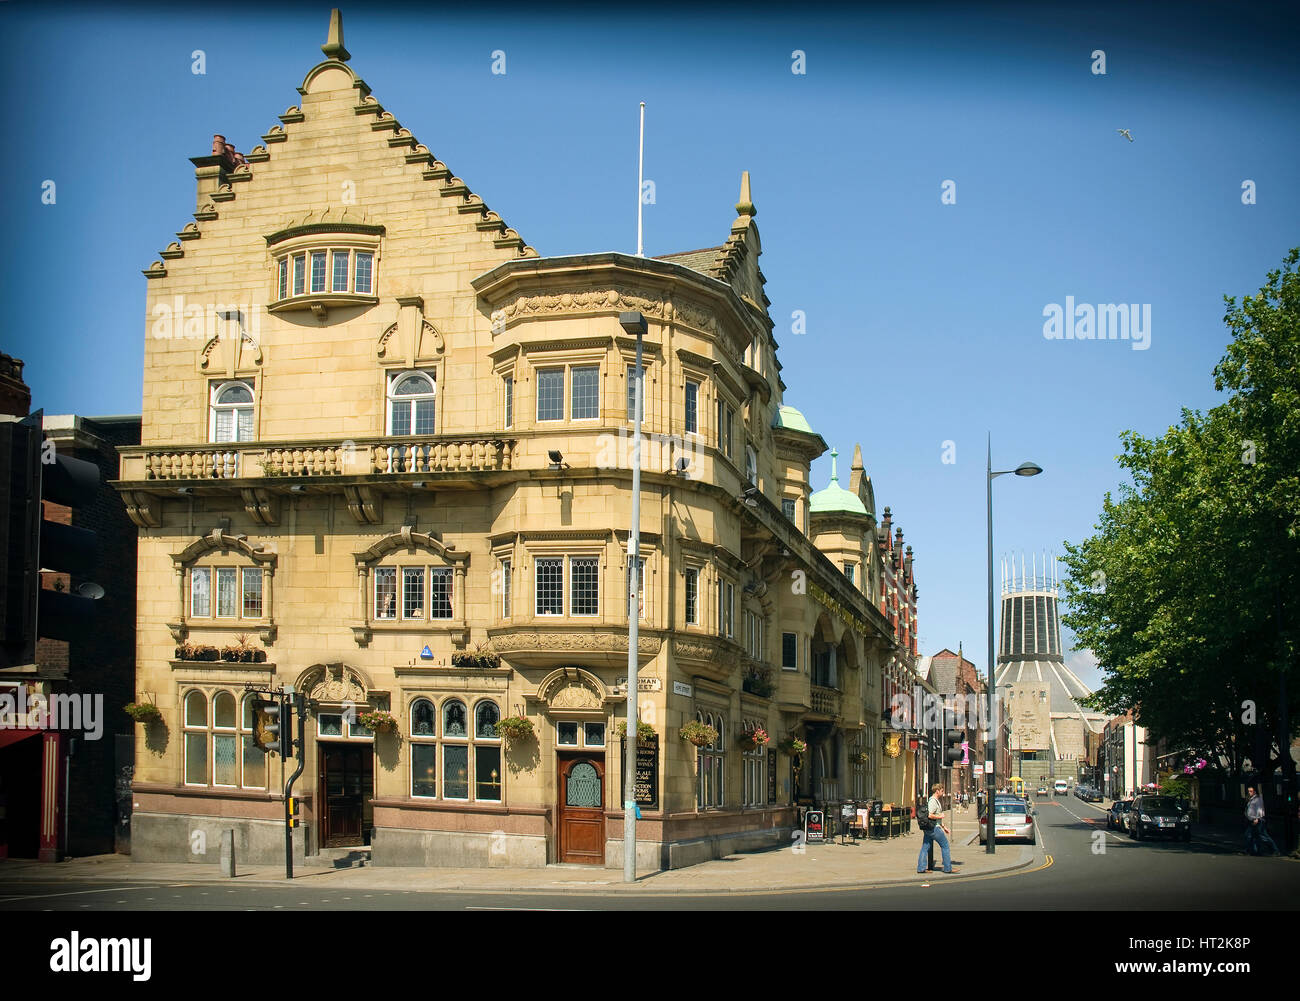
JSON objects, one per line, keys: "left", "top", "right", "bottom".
{"left": 1246, "top": 820, "right": 1279, "bottom": 855}
{"left": 917, "top": 823, "right": 952, "bottom": 872}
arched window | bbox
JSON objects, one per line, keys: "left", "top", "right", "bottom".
{"left": 697, "top": 711, "right": 725, "bottom": 809}
{"left": 388, "top": 371, "right": 436, "bottom": 436}
{"left": 183, "top": 691, "right": 208, "bottom": 786}
{"left": 473, "top": 700, "right": 502, "bottom": 802}
{"left": 442, "top": 699, "right": 469, "bottom": 799}
{"left": 410, "top": 698, "right": 437, "bottom": 797}
{"left": 213, "top": 691, "right": 237, "bottom": 787}
{"left": 211, "top": 381, "right": 254, "bottom": 443}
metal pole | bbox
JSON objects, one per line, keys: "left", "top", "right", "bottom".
{"left": 624, "top": 326, "right": 643, "bottom": 882}
{"left": 986, "top": 435, "right": 996, "bottom": 853}
{"left": 283, "top": 688, "right": 306, "bottom": 880}
{"left": 636, "top": 102, "right": 645, "bottom": 257}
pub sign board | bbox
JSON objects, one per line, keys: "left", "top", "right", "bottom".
{"left": 619, "top": 733, "right": 659, "bottom": 808}
{"left": 805, "top": 809, "right": 825, "bottom": 844}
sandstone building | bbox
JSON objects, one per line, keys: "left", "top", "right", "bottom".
{"left": 116, "top": 11, "right": 922, "bottom": 869}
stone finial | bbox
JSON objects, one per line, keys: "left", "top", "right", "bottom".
{"left": 828, "top": 446, "right": 839, "bottom": 482}
{"left": 735, "top": 170, "right": 756, "bottom": 218}
{"left": 322, "top": 8, "right": 351, "bottom": 62}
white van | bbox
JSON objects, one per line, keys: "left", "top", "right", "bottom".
{"left": 1053, "top": 779, "right": 1070, "bottom": 796}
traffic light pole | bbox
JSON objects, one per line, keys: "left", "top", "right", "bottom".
{"left": 283, "top": 689, "right": 306, "bottom": 880}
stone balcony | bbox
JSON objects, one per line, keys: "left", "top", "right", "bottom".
{"left": 810, "top": 685, "right": 843, "bottom": 719}
{"left": 120, "top": 434, "right": 516, "bottom": 481}
{"left": 114, "top": 434, "right": 517, "bottom": 528}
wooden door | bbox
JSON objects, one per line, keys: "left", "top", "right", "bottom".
{"left": 557, "top": 754, "right": 605, "bottom": 864}
{"left": 319, "top": 743, "right": 372, "bottom": 848}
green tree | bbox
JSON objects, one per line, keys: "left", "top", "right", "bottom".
{"left": 1062, "top": 249, "right": 1300, "bottom": 789}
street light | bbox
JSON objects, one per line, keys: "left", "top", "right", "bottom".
{"left": 619, "top": 309, "right": 647, "bottom": 883}
{"left": 986, "top": 434, "right": 1042, "bottom": 854}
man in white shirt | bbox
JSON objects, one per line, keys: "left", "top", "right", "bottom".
{"left": 917, "top": 782, "right": 953, "bottom": 874}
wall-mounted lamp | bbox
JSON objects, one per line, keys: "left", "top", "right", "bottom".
{"left": 176, "top": 486, "right": 194, "bottom": 496}
{"left": 289, "top": 484, "right": 307, "bottom": 493}
{"left": 672, "top": 456, "right": 690, "bottom": 478}
{"left": 736, "top": 486, "right": 759, "bottom": 508}
{"left": 411, "top": 481, "right": 427, "bottom": 489}
{"left": 548, "top": 449, "right": 569, "bottom": 471}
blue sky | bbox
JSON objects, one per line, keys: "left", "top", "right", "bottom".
{"left": 4, "top": 2, "right": 1298, "bottom": 691}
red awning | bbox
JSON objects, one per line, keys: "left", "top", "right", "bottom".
{"left": 0, "top": 728, "right": 42, "bottom": 750}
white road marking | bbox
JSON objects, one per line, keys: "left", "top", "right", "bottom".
{"left": 1054, "top": 799, "right": 1125, "bottom": 844}
{"left": 0, "top": 884, "right": 170, "bottom": 904}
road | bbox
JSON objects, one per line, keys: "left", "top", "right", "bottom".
{"left": 2, "top": 797, "right": 1295, "bottom": 911}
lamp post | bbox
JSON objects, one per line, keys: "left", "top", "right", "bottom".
{"left": 619, "top": 310, "right": 647, "bottom": 882}
{"left": 986, "top": 434, "right": 1042, "bottom": 853}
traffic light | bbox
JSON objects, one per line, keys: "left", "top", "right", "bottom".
{"left": 253, "top": 698, "right": 282, "bottom": 753}
{"left": 944, "top": 728, "right": 965, "bottom": 764}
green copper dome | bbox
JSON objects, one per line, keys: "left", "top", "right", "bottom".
{"left": 809, "top": 448, "right": 868, "bottom": 516}
{"left": 772, "top": 404, "right": 814, "bottom": 435}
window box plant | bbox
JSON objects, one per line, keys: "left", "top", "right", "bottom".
{"left": 617, "top": 720, "right": 657, "bottom": 743}
{"left": 450, "top": 644, "right": 502, "bottom": 670}
{"left": 679, "top": 721, "right": 718, "bottom": 747}
{"left": 358, "top": 709, "right": 397, "bottom": 734}
{"left": 495, "top": 715, "right": 534, "bottom": 741}
{"left": 124, "top": 701, "right": 162, "bottom": 725}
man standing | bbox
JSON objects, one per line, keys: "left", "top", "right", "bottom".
{"left": 1245, "top": 785, "right": 1280, "bottom": 856}
{"left": 917, "top": 783, "right": 954, "bottom": 874}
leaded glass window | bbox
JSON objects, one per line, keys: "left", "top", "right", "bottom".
{"left": 566, "top": 761, "right": 601, "bottom": 807}
{"left": 402, "top": 568, "right": 424, "bottom": 619}
{"left": 191, "top": 568, "right": 211, "bottom": 618}
{"left": 536, "top": 368, "right": 564, "bottom": 421}
{"left": 374, "top": 567, "right": 397, "bottom": 620}
{"left": 475, "top": 701, "right": 500, "bottom": 739}
{"left": 216, "top": 568, "right": 238, "bottom": 617}
{"left": 331, "top": 250, "right": 349, "bottom": 292}
{"left": 411, "top": 699, "right": 436, "bottom": 737}
{"left": 571, "top": 365, "right": 599, "bottom": 419}
{"left": 429, "top": 568, "right": 453, "bottom": 619}
{"left": 570, "top": 557, "right": 599, "bottom": 616}
{"left": 354, "top": 252, "right": 373, "bottom": 294}
{"left": 412, "top": 742, "right": 437, "bottom": 798}
{"left": 443, "top": 744, "right": 469, "bottom": 799}
{"left": 443, "top": 700, "right": 467, "bottom": 738}
{"left": 241, "top": 568, "right": 262, "bottom": 618}
{"left": 476, "top": 745, "right": 502, "bottom": 802}
{"left": 684, "top": 379, "right": 698, "bottom": 434}
{"left": 389, "top": 372, "right": 436, "bottom": 436}
{"left": 536, "top": 558, "right": 563, "bottom": 615}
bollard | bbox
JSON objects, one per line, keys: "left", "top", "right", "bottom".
{"left": 219, "top": 829, "right": 236, "bottom": 877}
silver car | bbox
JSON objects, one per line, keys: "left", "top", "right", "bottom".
{"left": 979, "top": 797, "right": 1036, "bottom": 845}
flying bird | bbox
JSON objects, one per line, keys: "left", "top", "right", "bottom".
{"left": 1117, "top": 129, "right": 1134, "bottom": 142}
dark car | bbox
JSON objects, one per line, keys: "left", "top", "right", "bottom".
{"left": 1107, "top": 799, "right": 1133, "bottom": 831}
{"left": 1129, "top": 795, "right": 1191, "bottom": 842}
{"left": 1080, "top": 786, "right": 1102, "bottom": 803}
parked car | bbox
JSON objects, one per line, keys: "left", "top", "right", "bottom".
{"left": 1036, "top": 785, "right": 1049, "bottom": 797}
{"left": 1054, "top": 779, "right": 1069, "bottom": 797}
{"left": 979, "top": 798, "right": 1035, "bottom": 845}
{"left": 1107, "top": 799, "right": 1133, "bottom": 831}
{"left": 1077, "top": 785, "right": 1102, "bottom": 803}
{"left": 1128, "top": 795, "right": 1191, "bottom": 842}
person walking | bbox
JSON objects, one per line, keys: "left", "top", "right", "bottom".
{"left": 917, "top": 782, "right": 954, "bottom": 874}
{"left": 1244, "top": 785, "right": 1280, "bottom": 856}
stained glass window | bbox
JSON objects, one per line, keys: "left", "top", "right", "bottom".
{"left": 475, "top": 701, "right": 500, "bottom": 739}
{"left": 412, "top": 743, "right": 436, "bottom": 798}
{"left": 476, "top": 746, "right": 502, "bottom": 802}
{"left": 443, "top": 700, "right": 467, "bottom": 738}
{"left": 411, "top": 699, "right": 436, "bottom": 737}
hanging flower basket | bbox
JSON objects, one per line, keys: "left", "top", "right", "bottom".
{"left": 737, "top": 726, "right": 769, "bottom": 751}
{"left": 617, "top": 720, "right": 657, "bottom": 743}
{"left": 778, "top": 737, "right": 806, "bottom": 756}
{"left": 358, "top": 709, "right": 397, "bottom": 734}
{"left": 495, "top": 716, "right": 534, "bottom": 741}
{"left": 124, "top": 702, "right": 162, "bottom": 725}
{"left": 679, "top": 721, "right": 718, "bottom": 748}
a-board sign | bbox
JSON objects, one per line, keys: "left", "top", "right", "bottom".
{"left": 619, "top": 733, "right": 659, "bottom": 808}
{"left": 805, "top": 809, "right": 825, "bottom": 844}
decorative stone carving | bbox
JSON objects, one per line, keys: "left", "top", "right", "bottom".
{"left": 488, "top": 630, "right": 659, "bottom": 655}
{"left": 535, "top": 667, "right": 610, "bottom": 711}
{"left": 500, "top": 287, "right": 666, "bottom": 321}
{"left": 297, "top": 663, "right": 369, "bottom": 705}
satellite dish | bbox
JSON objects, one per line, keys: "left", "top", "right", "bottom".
{"left": 76, "top": 582, "right": 105, "bottom": 601}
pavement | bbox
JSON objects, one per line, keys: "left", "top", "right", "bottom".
{"left": 0, "top": 805, "right": 1037, "bottom": 895}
